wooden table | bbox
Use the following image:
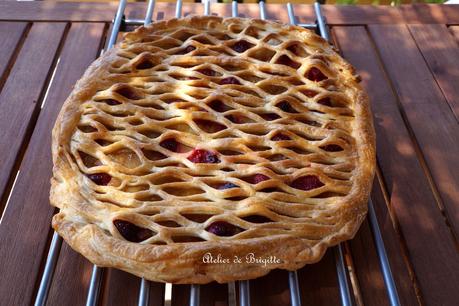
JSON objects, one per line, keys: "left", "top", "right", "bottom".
{"left": 0, "top": 2, "right": 458, "bottom": 306}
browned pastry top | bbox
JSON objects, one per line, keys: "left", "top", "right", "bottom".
{"left": 50, "top": 15, "right": 375, "bottom": 283}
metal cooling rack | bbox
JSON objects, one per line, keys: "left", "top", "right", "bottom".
{"left": 34, "top": 1, "right": 401, "bottom": 306}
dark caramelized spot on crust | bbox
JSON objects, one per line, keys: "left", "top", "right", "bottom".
{"left": 136, "top": 59, "right": 154, "bottom": 70}
{"left": 194, "top": 119, "right": 226, "bottom": 133}
{"left": 276, "top": 55, "right": 301, "bottom": 69}
{"left": 160, "top": 139, "right": 179, "bottom": 152}
{"left": 208, "top": 100, "right": 232, "bottom": 112}
{"left": 241, "top": 215, "right": 273, "bottom": 223}
{"left": 300, "top": 89, "right": 318, "bottom": 98}
{"left": 290, "top": 175, "right": 324, "bottom": 191}
{"left": 177, "top": 45, "right": 196, "bottom": 54}
{"left": 232, "top": 40, "right": 254, "bottom": 53}
{"left": 277, "top": 101, "right": 298, "bottom": 113}
{"left": 317, "top": 97, "right": 332, "bottom": 107}
{"left": 187, "top": 149, "right": 220, "bottom": 163}
{"left": 320, "top": 144, "right": 344, "bottom": 152}
{"left": 197, "top": 69, "right": 216, "bottom": 76}
{"left": 102, "top": 99, "right": 121, "bottom": 106}
{"left": 142, "top": 149, "right": 167, "bottom": 161}
{"left": 115, "top": 86, "right": 142, "bottom": 100}
{"left": 87, "top": 173, "right": 111, "bottom": 185}
{"left": 272, "top": 133, "right": 291, "bottom": 141}
{"left": 206, "top": 221, "right": 242, "bottom": 236}
{"left": 244, "top": 174, "right": 270, "bottom": 184}
{"left": 113, "top": 220, "right": 154, "bottom": 242}
{"left": 260, "top": 113, "right": 280, "bottom": 121}
{"left": 220, "top": 77, "right": 241, "bottom": 85}
{"left": 306, "top": 67, "right": 327, "bottom": 82}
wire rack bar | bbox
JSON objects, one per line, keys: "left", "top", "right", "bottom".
{"left": 85, "top": 265, "right": 103, "bottom": 306}
{"left": 34, "top": 232, "right": 63, "bottom": 306}
{"left": 368, "top": 200, "right": 401, "bottom": 306}
{"left": 203, "top": 0, "right": 210, "bottom": 16}
{"left": 108, "top": 0, "right": 127, "bottom": 49}
{"left": 313, "top": 2, "right": 329, "bottom": 41}
{"left": 335, "top": 245, "right": 353, "bottom": 306}
{"left": 287, "top": 3, "right": 296, "bottom": 25}
{"left": 239, "top": 280, "right": 251, "bottom": 306}
{"left": 288, "top": 271, "right": 302, "bottom": 306}
{"left": 144, "top": 0, "right": 155, "bottom": 26}
{"left": 259, "top": 1, "right": 267, "bottom": 20}
{"left": 231, "top": 0, "right": 238, "bottom": 18}
{"left": 138, "top": 278, "right": 151, "bottom": 306}
{"left": 189, "top": 284, "right": 200, "bottom": 306}
{"left": 310, "top": 3, "right": 353, "bottom": 305}
{"left": 176, "top": 0, "right": 183, "bottom": 18}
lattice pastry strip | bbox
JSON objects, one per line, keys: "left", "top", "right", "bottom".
{"left": 50, "top": 16, "right": 375, "bottom": 283}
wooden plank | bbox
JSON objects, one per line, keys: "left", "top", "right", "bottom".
{"left": 352, "top": 24, "right": 459, "bottom": 306}
{"left": 407, "top": 24, "right": 459, "bottom": 236}
{"left": 0, "top": 2, "right": 196, "bottom": 22}
{"left": 400, "top": 4, "right": 459, "bottom": 25}
{"left": 369, "top": 24, "right": 459, "bottom": 242}
{"left": 321, "top": 4, "right": 404, "bottom": 25}
{"left": 47, "top": 244, "right": 94, "bottom": 306}
{"left": 100, "top": 269, "right": 165, "bottom": 306}
{"left": 0, "top": 22, "right": 102, "bottom": 306}
{"left": 249, "top": 270, "right": 290, "bottom": 306}
{"left": 297, "top": 250, "right": 341, "bottom": 306}
{"left": 332, "top": 26, "right": 421, "bottom": 306}
{"left": 30, "top": 22, "right": 103, "bottom": 306}
{"left": 0, "top": 22, "right": 28, "bottom": 94}
{"left": 0, "top": 2, "right": 116, "bottom": 21}
{"left": 408, "top": 25, "right": 459, "bottom": 124}
{"left": 0, "top": 21, "right": 65, "bottom": 212}
{"left": 172, "top": 282, "right": 228, "bottom": 306}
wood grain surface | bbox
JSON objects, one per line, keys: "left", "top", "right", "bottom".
{"left": 0, "top": 3, "right": 458, "bottom": 306}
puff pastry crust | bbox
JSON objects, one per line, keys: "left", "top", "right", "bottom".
{"left": 50, "top": 16, "right": 375, "bottom": 284}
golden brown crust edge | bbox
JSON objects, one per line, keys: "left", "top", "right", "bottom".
{"left": 50, "top": 15, "right": 375, "bottom": 284}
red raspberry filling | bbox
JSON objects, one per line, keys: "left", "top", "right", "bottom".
{"left": 306, "top": 67, "right": 327, "bottom": 82}
{"left": 318, "top": 97, "right": 332, "bottom": 107}
{"left": 272, "top": 133, "right": 291, "bottom": 141}
{"left": 177, "top": 45, "right": 196, "bottom": 54}
{"left": 195, "top": 119, "right": 226, "bottom": 133}
{"left": 113, "top": 220, "right": 154, "bottom": 242}
{"left": 244, "top": 174, "right": 270, "bottom": 184}
{"left": 197, "top": 69, "right": 216, "bottom": 76}
{"left": 320, "top": 144, "right": 343, "bottom": 152}
{"left": 290, "top": 175, "right": 324, "bottom": 191}
{"left": 220, "top": 77, "right": 241, "bottom": 85}
{"left": 103, "top": 99, "right": 121, "bottom": 106}
{"left": 276, "top": 55, "right": 301, "bottom": 69}
{"left": 187, "top": 149, "right": 220, "bottom": 164}
{"left": 160, "top": 139, "right": 180, "bottom": 152}
{"left": 87, "top": 173, "right": 111, "bottom": 185}
{"left": 260, "top": 113, "right": 280, "bottom": 121}
{"left": 277, "top": 101, "right": 298, "bottom": 113}
{"left": 300, "top": 89, "right": 318, "bottom": 98}
{"left": 232, "top": 40, "right": 253, "bottom": 53}
{"left": 206, "top": 221, "right": 242, "bottom": 236}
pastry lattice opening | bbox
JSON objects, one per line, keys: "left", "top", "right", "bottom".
{"left": 70, "top": 17, "right": 358, "bottom": 245}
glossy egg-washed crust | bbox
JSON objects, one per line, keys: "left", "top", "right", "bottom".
{"left": 50, "top": 16, "right": 375, "bottom": 284}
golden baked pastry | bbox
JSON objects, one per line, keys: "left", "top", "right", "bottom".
{"left": 50, "top": 15, "right": 375, "bottom": 284}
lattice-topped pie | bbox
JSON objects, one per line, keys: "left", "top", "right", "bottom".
{"left": 50, "top": 16, "right": 375, "bottom": 283}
